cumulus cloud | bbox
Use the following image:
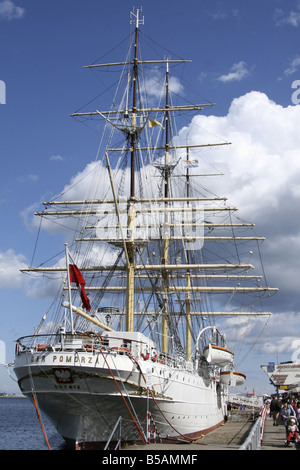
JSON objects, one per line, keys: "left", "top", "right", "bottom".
{"left": 217, "top": 61, "right": 250, "bottom": 83}
{"left": 0, "top": 248, "right": 60, "bottom": 299}
{"left": 0, "top": 0, "right": 24, "bottom": 20}
{"left": 0, "top": 249, "right": 28, "bottom": 288}
{"left": 183, "top": 91, "right": 300, "bottom": 220}
{"left": 23, "top": 91, "right": 300, "bottom": 306}
{"left": 178, "top": 91, "right": 300, "bottom": 319}
{"left": 18, "top": 90, "right": 300, "bottom": 362}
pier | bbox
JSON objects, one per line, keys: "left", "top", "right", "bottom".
{"left": 261, "top": 418, "right": 298, "bottom": 450}
{"left": 123, "top": 406, "right": 299, "bottom": 451}
{"left": 123, "top": 409, "right": 260, "bottom": 451}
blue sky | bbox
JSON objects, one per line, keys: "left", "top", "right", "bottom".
{"left": 1, "top": 0, "right": 300, "bottom": 395}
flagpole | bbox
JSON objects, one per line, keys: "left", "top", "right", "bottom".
{"left": 65, "top": 243, "right": 74, "bottom": 334}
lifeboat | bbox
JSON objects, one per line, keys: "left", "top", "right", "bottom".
{"left": 203, "top": 344, "right": 234, "bottom": 367}
{"left": 220, "top": 371, "right": 246, "bottom": 386}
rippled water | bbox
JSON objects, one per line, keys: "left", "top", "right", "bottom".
{"left": 0, "top": 397, "right": 67, "bottom": 450}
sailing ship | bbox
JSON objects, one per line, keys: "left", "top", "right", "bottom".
{"left": 13, "top": 8, "right": 277, "bottom": 449}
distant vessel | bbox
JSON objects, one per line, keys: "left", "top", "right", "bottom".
{"left": 261, "top": 362, "right": 300, "bottom": 391}
{"left": 13, "top": 8, "right": 277, "bottom": 449}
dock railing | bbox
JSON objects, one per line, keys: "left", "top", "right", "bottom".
{"left": 238, "top": 404, "right": 267, "bottom": 450}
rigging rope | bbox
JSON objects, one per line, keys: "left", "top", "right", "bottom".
{"left": 128, "top": 353, "right": 203, "bottom": 442}
{"left": 26, "top": 352, "right": 52, "bottom": 450}
{"left": 32, "top": 393, "right": 52, "bottom": 450}
{"left": 99, "top": 348, "right": 146, "bottom": 443}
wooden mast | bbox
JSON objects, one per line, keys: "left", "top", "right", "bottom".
{"left": 185, "top": 139, "right": 192, "bottom": 361}
{"left": 126, "top": 8, "right": 144, "bottom": 332}
{"left": 161, "top": 60, "right": 170, "bottom": 355}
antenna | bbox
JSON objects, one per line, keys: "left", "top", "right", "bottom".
{"left": 130, "top": 7, "right": 144, "bottom": 29}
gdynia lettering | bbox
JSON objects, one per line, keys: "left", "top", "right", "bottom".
{"left": 0, "top": 80, "right": 6, "bottom": 104}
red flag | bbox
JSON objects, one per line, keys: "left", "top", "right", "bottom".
{"left": 69, "top": 264, "right": 91, "bottom": 312}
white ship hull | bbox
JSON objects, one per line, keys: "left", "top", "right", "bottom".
{"left": 14, "top": 335, "right": 228, "bottom": 448}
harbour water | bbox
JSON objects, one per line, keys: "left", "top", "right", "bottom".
{"left": 0, "top": 397, "right": 66, "bottom": 450}
{"left": 0, "top": 396, "right": 265, "bottom": 451}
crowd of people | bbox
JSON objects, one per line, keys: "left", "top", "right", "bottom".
{"left": 265, "top": 395, "right": 300, "bottom": 447}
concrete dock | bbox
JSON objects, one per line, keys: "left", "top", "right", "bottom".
{"left": 122, "top": 412, "right": 300, "bottom": 451}
{"left": 123, "top": 411, "right": 258, "bottom": 451}
{"left": 261, "top": 417, "right": 299, "bottom": 451}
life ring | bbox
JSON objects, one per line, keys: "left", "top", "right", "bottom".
{"left": 141, "top": 345, "right": 150, "bottom": 360}
{"left": 15, "top": 343, "right": 20, "bottom": 355}
{"left": 151, "top": 349, "right": 157, "bottom": 362}
{"left": 36, "top": 344, "right": 48, "bottom": 351}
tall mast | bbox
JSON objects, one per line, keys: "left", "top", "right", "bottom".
{"left": 164, "top": 60, "right": 170, "bottom": 200}
{"left": 162, "top": 60, "right": 170, "bottom": 354}
{"left": 126, "top": 8, "right": 144, "bottom": 331}
{"left": 130, "top": 7, "right": 143, "bottom": 198}
{"left": 185, "top": 138, "right": 192, "bottom": 361}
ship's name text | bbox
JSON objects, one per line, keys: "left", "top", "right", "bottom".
{"left": 31, "top": 354, "right": 94, "bottom": 364}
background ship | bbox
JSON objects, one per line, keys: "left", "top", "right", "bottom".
{"left": 261, "top": 362, "right": 300, "bottom": 393}
{"left": 13, "top": 8, "right": 277, "bottom": 449}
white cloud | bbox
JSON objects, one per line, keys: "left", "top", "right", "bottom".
{"left": 184, "top": 91, "right": 300, "bottom": 218}
{"left": 25, "top": 91, "right": 300, "bottom": 304}
{"left": 217, "top": 61, "right": 250, "bottom": 83}
{"left": 274, "top": 7, "right": 300, "bottom": 27}
{"left": 209, "top": 8, "right": 240, "bottom": 21}
{"left": 0, "top": 0, "right": 24, "bottom": 20}
{"left": 0, "top": 248, "right": 57, "bottom": 299}
{"left": 178, "top": 91, "right": 300, "bottom": 326}
{"left": 18, "top": 90, "right": 300, "bottom": 358}
{"left": 18, "top": 174, "right": 39, "bottom": 183}
{"left": 0, "top": 249, "right": 28, "bottom": 288}
{"left": 283, "top": 55, "right": 300, "bottom": 77}
{"left": 260, "top": 312, "right": 300, "bottom": 356}
{"left": 49, "top": 154, "right": 63, "bottom": 161}
{"left": 143, "top": 68, "right": 184, "bottom": 102}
